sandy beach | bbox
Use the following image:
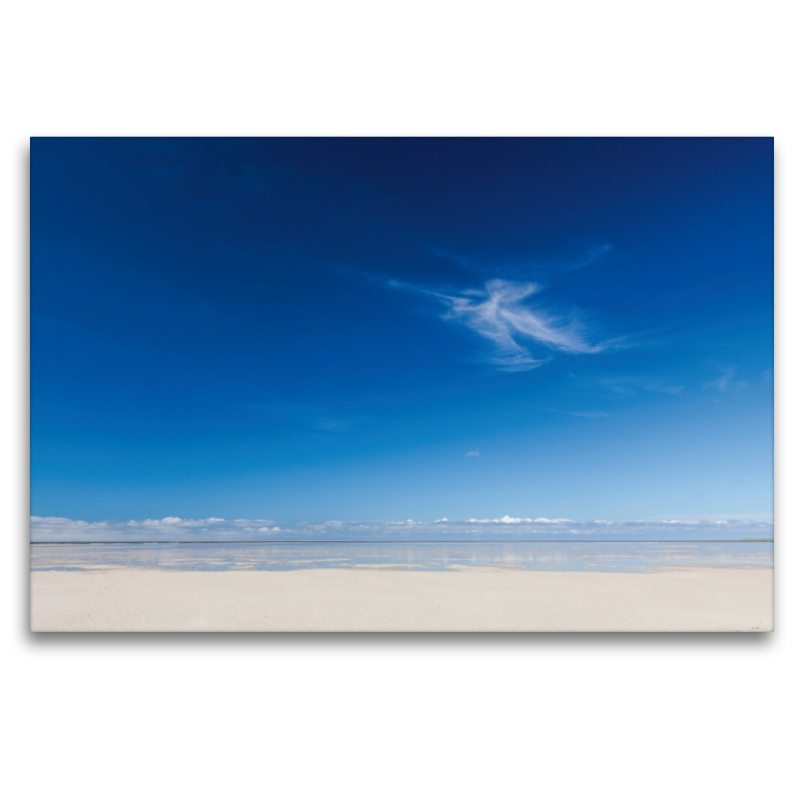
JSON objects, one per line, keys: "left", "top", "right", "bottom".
{"left": 30, "top": 567, "right": 773, "bottom": 632}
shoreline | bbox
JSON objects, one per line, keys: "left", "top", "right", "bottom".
{"left": 30, "top": 566, "right": 773, "bottom": 633}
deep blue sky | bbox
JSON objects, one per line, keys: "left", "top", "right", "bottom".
{"left": 31, "top": 138, "right": 773, "bottom": 524}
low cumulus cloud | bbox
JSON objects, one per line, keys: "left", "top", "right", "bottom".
{"left": 31, "top": 515, "right": 772, "bottom": 543}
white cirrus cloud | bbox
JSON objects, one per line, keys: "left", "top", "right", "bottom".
{"left": 391, "top": 278, "right": 608, "bottom": 371}
{"left": 702, "top": 366, "right": 747, "bottom": 393}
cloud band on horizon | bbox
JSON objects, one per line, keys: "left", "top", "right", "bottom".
{"left": 30, "top": 516, "right": 773, "bottom": 543}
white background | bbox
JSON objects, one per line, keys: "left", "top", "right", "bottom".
{"left": 2, "top": 2, "right": 797, "bottom": 798}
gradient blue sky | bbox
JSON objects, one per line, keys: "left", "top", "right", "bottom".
{"left": 31, "top": 138, "right": 773, "bottom": 525}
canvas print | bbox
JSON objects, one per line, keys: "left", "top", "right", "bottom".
{"left": 30, "top": 137, "right": 773, "bottom": 632}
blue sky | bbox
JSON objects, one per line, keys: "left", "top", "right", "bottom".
{"left": 31, "top": 138, "right": 773, "bottom": 530}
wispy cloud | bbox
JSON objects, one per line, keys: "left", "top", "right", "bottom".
{"left": 429, "top": 243, "right": 614, "bottom": 277}
{"left": 391, "top": 278, "right": 610, "bottom": 371}
{"left": 235, "top": 399, "right": 354, "bottom": 433}
{"left": 563, "top": 244, "right": 614, "bottom": 272}
{"left": 545, "top": 407, "right": 610, "bottom": 419}
{"left": 593, "top": 375, "right": 685, "bottom": 396}
{"left": 702, "top": 367, "right": 747, "bottom": 393}
{"left": 465, "top": 450, "right": 480, "bottom": 457}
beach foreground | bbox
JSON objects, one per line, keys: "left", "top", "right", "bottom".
{"left": 30, "top": 567, "right": 773, "bottom": 632}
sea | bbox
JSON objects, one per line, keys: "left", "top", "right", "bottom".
{"left": 30, "top": 540, "right": 773, "bottom": 573}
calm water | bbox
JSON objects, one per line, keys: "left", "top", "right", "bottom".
{"left": 30, "top": 541, "right": 773, "bottom": 573}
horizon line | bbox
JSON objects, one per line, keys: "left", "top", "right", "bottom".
{"left": 30, "top": 538, "right": 775, "bottom": 545}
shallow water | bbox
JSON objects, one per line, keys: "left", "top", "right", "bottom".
{"left": 30, "top": 541, "right": 773, "bottom": 573}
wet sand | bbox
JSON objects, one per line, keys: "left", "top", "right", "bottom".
{"left": 30, "top": 567, "right": 773, "bottom": 632}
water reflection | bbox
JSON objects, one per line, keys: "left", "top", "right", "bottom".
{"left": 30, "top": 541, "right": 774, "bottom": 573}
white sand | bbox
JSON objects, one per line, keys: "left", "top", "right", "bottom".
{"left": 30, "top": 567, "right": 773, "bottom": 632}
